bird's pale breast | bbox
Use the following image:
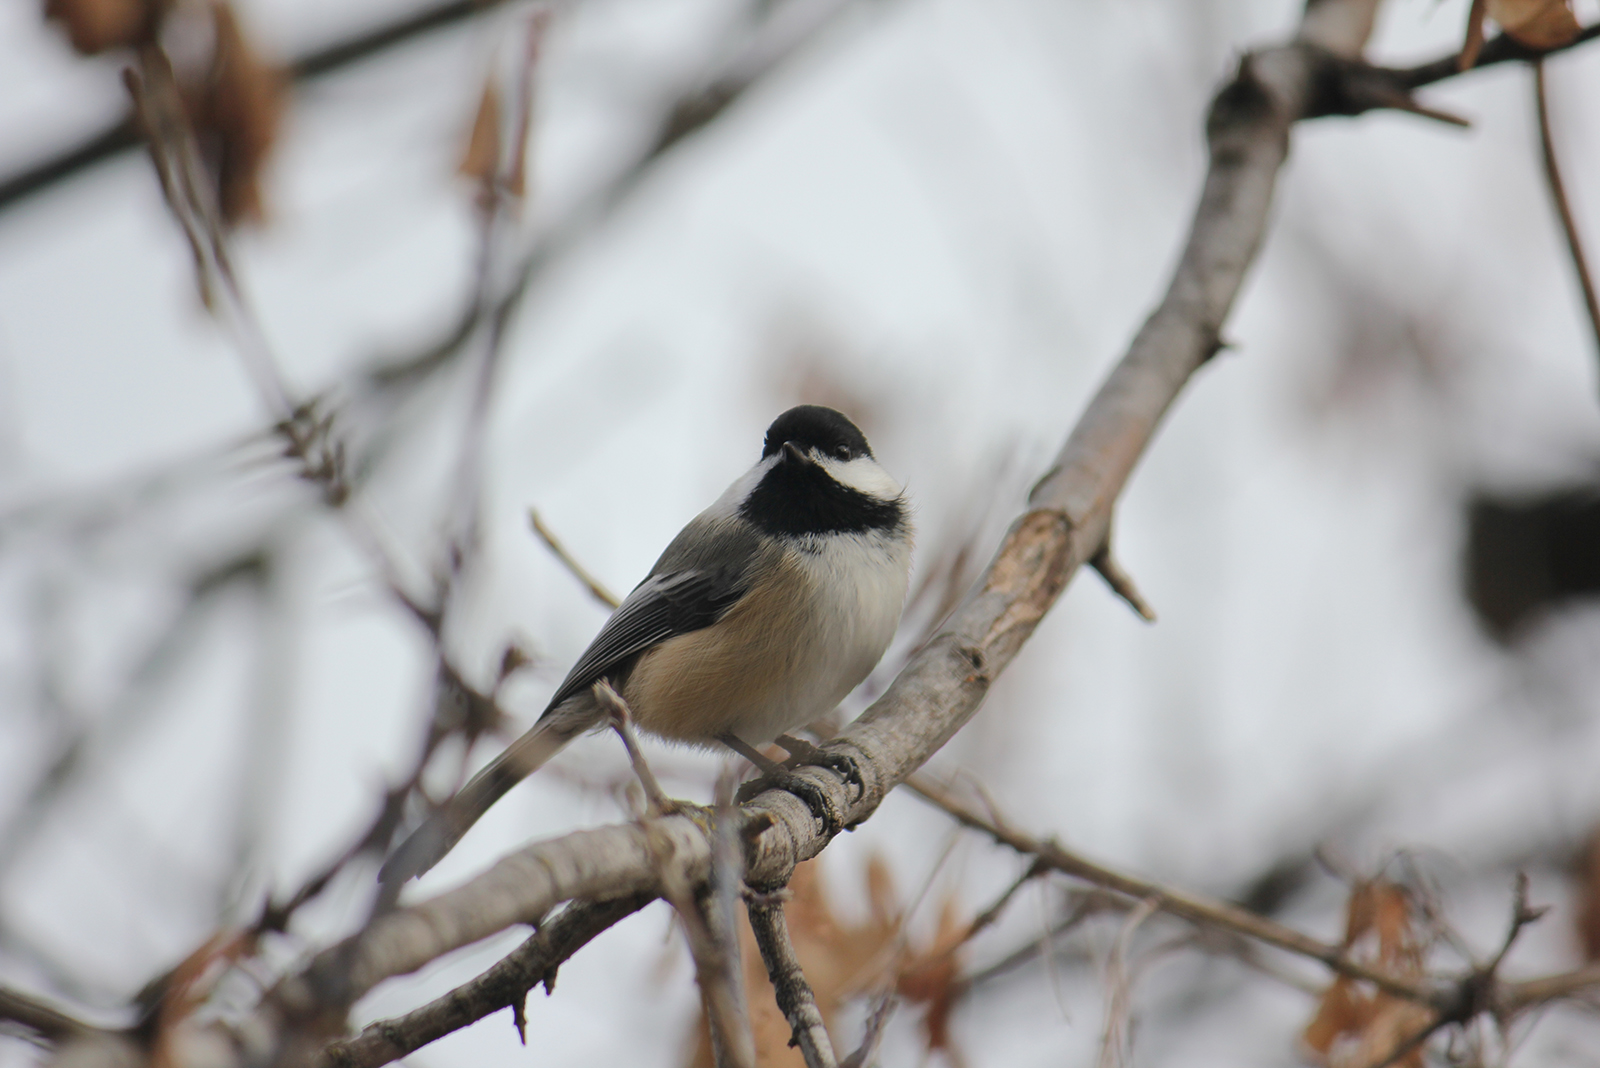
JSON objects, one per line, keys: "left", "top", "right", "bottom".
{"left": 624, "top": 530, "right": 908, "bottom": 745}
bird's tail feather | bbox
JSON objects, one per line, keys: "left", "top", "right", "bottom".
{"left": 380, "top": 717, "right": 578, "bottom": 885}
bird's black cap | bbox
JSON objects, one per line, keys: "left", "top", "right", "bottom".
{"left": 745, "top": 405, "right": 902, "bottom": 537}
{"left": 761, "top": 405, "right": 873, "bottom": 462}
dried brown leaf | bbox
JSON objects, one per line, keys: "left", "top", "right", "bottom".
{"left": 460, "top": 80, "right": 501, "bottom": 195}
{"left": 1487, "top": 0, "right": 1581, "bottom": 49}
{"left": 1342, "top": 881, "right": 1378, "bottom": 948}
{"left": 895, "top": 898, "right": 966, "bottom": 1057}
{"left": 686, "top": 859, "right": 899, "bottom": 1067}
{"left": 865, "top": 853, "right": 899, "bottom": 931}
{"left": 1575, "top": 826, "right": 1600, "bottom": 961}
{"left": 1460, "top": 0, "right": 1490, "bottom": 70}
{"left": 180, "top": 1, "right": 285, "bottom": 225}
{"left": 1334, "top": 995, "right": 1431, "bottom": 1068}
{"left": 1305, "top": 880, "right": 1429, "bottom": 1067}
{"left": 43, "top": 0, "right": 157, "bottom": 54}
{"left": 1371, "top": 882, "right": 1421, "bottom": 970}
{"left": 1302, "top": 977, "right": 1372, "bottom": 1055}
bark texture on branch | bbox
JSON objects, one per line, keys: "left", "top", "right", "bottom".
{"left": 315, "top": 894, "right": 654, "bottom": 1068}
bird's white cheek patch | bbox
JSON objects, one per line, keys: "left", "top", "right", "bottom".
{"left": 820, "top": 456, "right": 902, "bottom": 500}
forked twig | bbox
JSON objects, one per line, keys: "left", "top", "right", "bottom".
{"left": 1096, "top": 896, "right": 1160, "bottom": 1068}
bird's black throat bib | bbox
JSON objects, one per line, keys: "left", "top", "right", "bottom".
{"left": 740, "top": 455, "right": 905, "bottom": 538}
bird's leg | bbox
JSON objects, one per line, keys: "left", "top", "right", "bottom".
{"left": 593, "top": 681, "right": 681, "bottom": 817}
{"left": 721, "top": 733, "right": 842, "bottom": 836}
{"left": 773, "top": 732, "right": 864, "bottom": 800}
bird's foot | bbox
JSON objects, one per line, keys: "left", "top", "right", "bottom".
{"left": 774, "top": 733, "right": 864, "bottom": 802}
{"left": 734, "top": 767, "right": 842, "bottom": 836}
{"left": 720, "top": 733, "right": 843, "bottom": 836}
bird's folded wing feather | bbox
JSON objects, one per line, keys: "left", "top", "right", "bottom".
{"left": 537, "top": 517, "right": 765, "bottom": 715}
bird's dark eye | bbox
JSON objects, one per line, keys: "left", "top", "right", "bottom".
{"left": 834, "top": 444, "right": 851, "bottom": 461}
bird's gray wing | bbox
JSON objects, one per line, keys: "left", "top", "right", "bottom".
{"left": 538, "top": 516, "right": 766, "bottom": 715}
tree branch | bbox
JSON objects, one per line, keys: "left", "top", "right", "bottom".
{"left": 746, "top": 892, "right": 838, "bottom": 1068}
{"left": 1397, "top": 21, "right": 1600, "bottom": 90}
{"left": 0, "top": 0, "right": 522, "bottom": 214}
{"left": 315, "top": 893, "right": 654, "bottom": 1068}
{"left": 0, "top": 986, "right": 102, "bottom": 1044}
{"left": 1533, "top": 58, "right": 1600, "bottom": 379}
{"left": 904, "top": 774, "right": 1441, "bottom": 1008}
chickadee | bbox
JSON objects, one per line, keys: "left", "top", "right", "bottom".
{"left": 382, "top": 405, "right": 912, "bottom": 883}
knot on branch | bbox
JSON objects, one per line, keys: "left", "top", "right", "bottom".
{"left": 1207, "top": 53, "right": 1283, "bottom": 162}
{"left": 278, "top": 400, "right": 350, "bottom": 507}
{"left": 975, "top": 509, "right": 1077, "bottom": 662}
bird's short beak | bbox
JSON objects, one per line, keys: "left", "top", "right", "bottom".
{"left": 781, "top": 441, "right": 812, "bottom": 465}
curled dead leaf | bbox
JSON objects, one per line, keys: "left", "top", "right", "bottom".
{"left": 1487, "top": 0, "right": 1581, "bottom": 49}
{"left": 894, "top": 898, "right": 967, "bottom": 1057}
{"left": 44, "top": 0, "right": 156, "bottom": 54}
{"left": 460, "top": 80, "right": 503, "bottom": 205}
{"left": 180, "top": 1, "right": 285, "bottom": 225}
{"left": 1575, "top": 826, "right": 1600, "bottom": 961}
{"left": 685, "top": 855, "right": 976, "bottom": 1066}
{"left": 1304, "top": 879, "right": 1429, "bottom": 1068}
{"left": 1302, "top": 977, "right": 1367, "bottom": 1055}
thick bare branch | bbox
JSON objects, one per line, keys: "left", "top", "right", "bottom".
{"left": 746, "top": 892, "right": 837, "bottom": 1068}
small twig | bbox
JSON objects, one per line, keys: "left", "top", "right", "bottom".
{"left": 1533, "top": 58, "right": 1600, "bottom": 383}
{"left": 955, "top": 891, "right": 1111, "bottom": 991}
{"left": 0, "top": 985, "right": 101, "bottom": 1043}
{"left": 124, "top": 50, "right": 295, "bottom": 422}
{"left": 898, "top": 855, "right": 1055, "bottom": 996}
{"left": 1089, "top": 542, "right": 1156, "bottom": 622}
{"left": 638, "top": 785, "right": 753, "bottom": 1068}
{"left": 444, "top": 11, "right": 552, "bottom": 572}
{"left": 1486, "top": 872, "right": 1548, "bottom": 977}
{"left": 837, "top": 988, "right": 895, "bottom": 1068}
{"left": 962, "top": 858, "right": 1051, "bottom": 948}
{"left": 1401, "top": 21, "right": 1600, "bottom": 88}
{"left": 905, "top": 773, "right": 1443, "bottom": 1009}
{"left": 315, "top": 894, "right": 655, "bottom": 1068}
{"left": 1097, "top": 896, "right": 1159, "bottom": 1068}
{"left": 529, "top": 509, "right": 622, "bottom": 609}
{"left": 593, "top": 680, "right": 676, "bottom": 816}
{"left": 746, "top": 890, "right": 839, "bottom": 1068}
